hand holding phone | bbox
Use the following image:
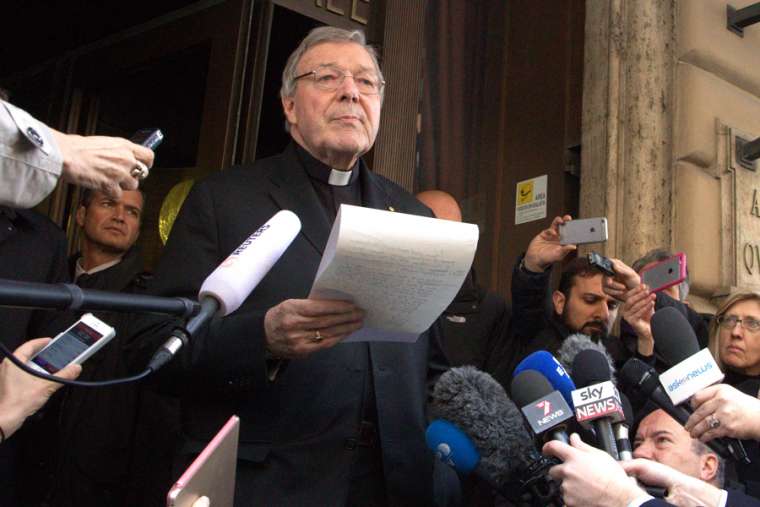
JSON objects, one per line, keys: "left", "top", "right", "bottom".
{"left": 639, "top": 253, "right": 687, "bottom": 294}
{"left": 128, "top": 129, "right": 163, "bottom": 180}
{"left": 559, "top": 217, "right": 608, "bottom": 245}
{"left": 130, "top": 128, "right": 164, "bottom": 150}
{"left": 28, "top": 313, "right": 115, "bottom": 374}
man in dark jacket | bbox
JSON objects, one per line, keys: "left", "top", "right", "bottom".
{"left": 498, "top": 215, "right": 627, "bottom": 381}
{"left": 51, "top": 188, "right": 180, "bottom": 507}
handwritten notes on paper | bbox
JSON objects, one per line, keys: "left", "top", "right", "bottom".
{"left": 309, "top": 205, "right": 479, "bottom": 342}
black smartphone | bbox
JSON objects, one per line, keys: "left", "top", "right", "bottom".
{"left": 130, "top": 128, "right": 164, "bottom": 150}
{"left": 587, "top": 251, "right": 615, "bottom": 277}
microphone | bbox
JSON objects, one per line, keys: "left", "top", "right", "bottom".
{"left": 148, "top": 210, "right": 301, "bottom": 371}
{"left": 431, "top": 366, "right": 560, "bottom": 504}
{"left": 570, "top": 349, "right": 624, "bottom": 459}
{"left": 0, "top": 278, "right": 198, "bottom": 317}
{"left": 511, "top": 370, "right": 573, "bottom": 444}
{"left": 650, "top": 308, "right": 749, "bottom": 464}
{"left": 651, "top": 306, "right": 700, "bottom": 366}
{"left": 557, "top": 333, "right": 616, "bottom": 382}
{"left": 615, "top": 393, "right": 634, "bottom": 461}
{"left": 619, "top": 358, "right": 748, "bottom": 463}
{"left": 426, "top": 419, "right": 506, "bottom": 497}
{"left": 513, "top": 350, "right": 576, "bottom": 408}
{"left": 651, "top": 307, "right": 724, "bottom": 405}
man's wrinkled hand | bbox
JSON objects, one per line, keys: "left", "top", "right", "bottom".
{"left": 264, "top": 299, "right": 365, "bottom": 358}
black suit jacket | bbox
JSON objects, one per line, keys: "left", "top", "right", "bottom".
{"left": 642, "top": 488, "right": 760, "bottom": 506}
{"left": 146, "top": 144, "right": 448, "bottom": 506}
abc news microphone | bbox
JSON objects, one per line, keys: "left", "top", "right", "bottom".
{"left": 148, "top": 210, "right": 301, "bottom": 371}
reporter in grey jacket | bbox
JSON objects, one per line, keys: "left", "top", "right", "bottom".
{"left": 0, "top": 98, "right": 154, "bottom": 208}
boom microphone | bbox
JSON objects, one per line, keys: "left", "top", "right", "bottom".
{"left": 557, "top": 333, "right": 616, "bottom": 381}
{"left": 431, "top": 366, "right": 560, "bottom": 504}
{"left": 0, "top": 278, "right": 198, "bottom": 317}
{"left": 148, "top": 210, "right": 301, "bottom": 371}
{"left": 431, "top": 366, "right": 534, "bottom": 487}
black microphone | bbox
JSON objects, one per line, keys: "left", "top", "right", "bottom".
{"left": 619, "top": 358, "right": 747, "bottom": 463}
{"left": 0, "top": 278, "right": 198, "bottom": 317}
{"left": 615, "top": 392, "right": 634, "bottom": 461}
{"left": 511, "top": 370, "right": 572, "bottom": 444}
{"left": 557, "top": 332, "right": 616, "bottom": 382}
{"left": 571, "top": 349, "right": 623, "bottom": 459}
{"left": 431, "top": 366, "right": 561, "bottom": 505}
{"left": 649, "top": 308, "right": 750, "bottom": 464}
{"left": 651, "top": 306, "right": 700, "bottom": 366}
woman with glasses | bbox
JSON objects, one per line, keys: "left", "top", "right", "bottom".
{"left": 710, "top": 291, "right": 760, "bottom": 392}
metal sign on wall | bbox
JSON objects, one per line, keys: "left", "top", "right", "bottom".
{"left": 515, "top": 174, "right": 548, "bottom": 225}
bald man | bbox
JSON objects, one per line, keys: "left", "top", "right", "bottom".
{"left": 416, "top": 190, "right": 462, "bottom": 222}
{"left": 417, "top": 190, "right": 513, "bottom": 507}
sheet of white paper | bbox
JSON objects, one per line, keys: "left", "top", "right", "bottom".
{"left": 309, "top": 204, "right": 479, "bottom": 342}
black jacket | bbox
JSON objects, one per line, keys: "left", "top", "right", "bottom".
{"left": 140, "top": 143, "right": 449, "bottom": 506}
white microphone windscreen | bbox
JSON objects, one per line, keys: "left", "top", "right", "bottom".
{"left": 199, "top": 210, "right": 301, "bottom": 316}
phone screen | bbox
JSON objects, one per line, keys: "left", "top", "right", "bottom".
{"left": 32, "top": 321, "right": 105, "bottom": 373}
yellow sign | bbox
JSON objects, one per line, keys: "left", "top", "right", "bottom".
{"left": 517, "top": 181, "right": 534, "bottom": 205}
{"left": 515, "top": 175, "right": 547, "bottom": 225}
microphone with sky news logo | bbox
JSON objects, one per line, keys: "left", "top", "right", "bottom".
{"left": 571, "top": 349, "right": 625, "bottom": 459}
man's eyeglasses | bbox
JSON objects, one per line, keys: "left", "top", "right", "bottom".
{"left": 293, "top": 65, "right": 385, "bottom": 95}
{"left": 717, "top": 314, "right": 760, "bottom": 332}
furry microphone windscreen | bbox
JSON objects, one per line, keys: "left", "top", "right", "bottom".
{"left": 558, "top": 333, "right": 616, "bottom": 382}
{"left": 431, "top": 366, "right": 539, "bottom": 487}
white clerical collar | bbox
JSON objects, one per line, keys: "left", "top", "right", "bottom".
{"left": 74, "top": 257, "right": 122, "bottom": 281}
{"left": 328, "top": 168, "right": 352, "bottom": 186}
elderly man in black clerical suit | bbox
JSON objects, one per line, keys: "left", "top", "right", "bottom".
{"left": 144, "top": 26, "right": 450, "bottom": 507}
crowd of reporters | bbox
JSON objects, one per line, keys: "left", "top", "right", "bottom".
{"left": 3, "top": 35, "right": 760, "bottom": 507}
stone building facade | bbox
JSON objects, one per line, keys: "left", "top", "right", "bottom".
{"left": 582, "top": 0, "right": 760, "bottom": 311}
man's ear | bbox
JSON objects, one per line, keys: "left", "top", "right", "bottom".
{"left": 75, "top": 205, "right": 86, "bottom": 228}
{"left": 552, "top": 290, "right": 566, "bottom": 316}
{"left": 699, "top": 453, "right": 719, "bottom": 485}
{"left": 282, "top": 95, "right": 297, "bottom": 126}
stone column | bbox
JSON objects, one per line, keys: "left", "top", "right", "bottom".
{"left": 581, "top": 0, "right": 676, "bottom": 260}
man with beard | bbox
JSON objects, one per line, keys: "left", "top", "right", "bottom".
{"left": 502, "top": 215, "right": 628, "bottom": 376}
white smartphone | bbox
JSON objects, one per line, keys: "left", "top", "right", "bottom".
{"left": 559, "top": 217, "right": 608, "bottom": 245}
{"left": 28, "top": 313, "right": 116, "bottom": 374}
